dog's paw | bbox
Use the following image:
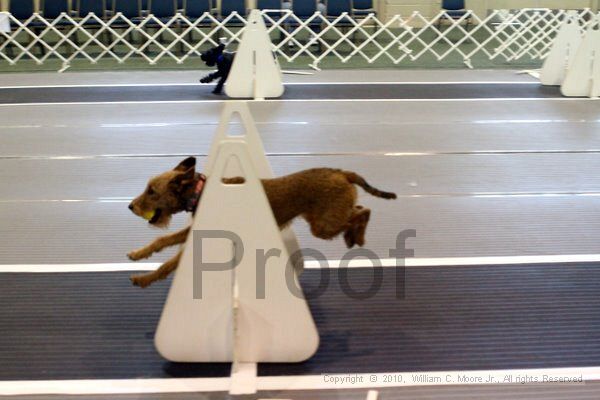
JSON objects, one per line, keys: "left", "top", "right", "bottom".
{"left": 344, "top": 230, "right": 356, "bottom": 248}
{"left": 355, "top": 235, "right": 366, "bottom": 247}
{"left": 130, "top": 274, "right": 152, "bottom": 288}
{"left": 128, "top": 249, "right": 150, "bottom": 261}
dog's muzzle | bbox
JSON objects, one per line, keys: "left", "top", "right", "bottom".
{"left": 148, "top": 209, "right": 162, "bottom": 224}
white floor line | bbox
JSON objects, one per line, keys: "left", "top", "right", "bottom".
{"left": 0, "top": 367, "right": 598, "bottom": 395}
{"left": 4, "top": 191, "right": 600, "bottom": 205}
{"left": 3, "top": 254, "right": 600, "bottom": 273}
{"left": 7, "top": 148, "right": 600, "bottom": 162}
{"left": 0, "top": 81, "right": 538, "bottom": 89}
{"left": 0, "top": 263, "right": 162, "bottom": 272}
{"left": 4, "top": 118, "right": 597, "bottom": 130}
{"left": 0, "top": 377, "right": 230, "bottom": 396}
{"left": 275, "top": 98, "right": 596, "bottom": 103}
{"left": 0, "top": 100, "right": 220, "bottom": 106}
{"left": 0, "top": 97, "right": 595, "bottom": 107}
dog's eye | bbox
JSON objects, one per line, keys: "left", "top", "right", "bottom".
{"left": 147, "top": 186, "right": 155, "bottom": 195}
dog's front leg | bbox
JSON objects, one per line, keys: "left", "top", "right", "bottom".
{"left": 130, "top": 250, "right": 182, "bottom": 288}
{"left": 128, "top": 227, "right": 190, "bottom": 261}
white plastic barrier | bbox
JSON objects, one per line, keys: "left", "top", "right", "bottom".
{"left": 225, "top": 9, "right": 284, "bottom": 99}
{"left": 561, "top": 15, "right": 600, "bottom": 98}
{"left": 0, "top": 12, "right": 9, "bottom": 33}
{"left": 540, "top": 11, "right": 581, "bottom": 86}
{"left": 540, "top": 12, "right": 600, "bottom": 98}
{"left": 154, "top": 102, "right": 319, "bottom": 367}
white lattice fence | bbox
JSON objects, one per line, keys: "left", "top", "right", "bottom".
{"left": 0, "top": 8, "right": 595, "bottom": 71}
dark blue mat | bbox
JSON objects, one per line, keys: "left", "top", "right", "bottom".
{"left": 0, "top": 83, "right": 561, "bottom": 104}
{"left": 0, "top": 263, "right": 598, "bottom": 380}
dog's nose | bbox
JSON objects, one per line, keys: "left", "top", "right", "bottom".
{"left": 128, "top": 203, "right": 134, "bottom": 211}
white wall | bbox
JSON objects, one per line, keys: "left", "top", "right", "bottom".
{"left": 485, "top": 0, "right": 591, "bottom": 9}
{"left": 382, "top": 0, "right": 595, "bottom": 20}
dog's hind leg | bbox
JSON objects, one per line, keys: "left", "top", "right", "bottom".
{"left": 128, "top": 227, "right": 190, "bottom": 261}
{"left": 343, "top": 206, "right": 370, "bottom": 248}
{"left": 352, "top": 207, "right": 371, "bottom": 246}
{"left": 306, "top": 185, "right": 357, "bottom": 241}
{"left": 306, "top": 207, "right": 353, "bottom": 241}
{"left": 200, "top": 71, "right": 219, "bottom": 83}
{"left": 130, "top": 249, "right": 182, "bottom": 288}
{"left": 344, "top": 229, "right": 356, "bottom": 248}
{"left": 213, "top": 75, "right": 226, "bottom": 94}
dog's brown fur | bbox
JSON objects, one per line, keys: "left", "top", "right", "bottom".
{"left": 128, "top": 157, "right": 396, "bottom": 288}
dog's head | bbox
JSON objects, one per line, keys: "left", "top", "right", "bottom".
{"left": 200, "top": 44, "right": 224, "bottom": 67}
{"left": 129, "top": 157, "right": 197, "bottom": 228}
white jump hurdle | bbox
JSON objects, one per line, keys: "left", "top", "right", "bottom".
{"left": 0, "top": 12, "right": 10, "bottom": 34}
{"left": 541, "top": 12, "right": 600, "bottom": 98}
{"left": 225, "top": 10, "right": 285, "bottom": 100}
{"left": 154, "top": 101, "right": 319, "bottom": 393}
{"left": 540, "top": 11, "right": 581, "bottom": 86}
{"left": 561, "top": 14, "right": 600, "bottom": 98}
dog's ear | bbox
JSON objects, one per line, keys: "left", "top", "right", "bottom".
{"left": 174, "top": 156, "right": 196, "bottom": 172}
{"left": 169, "top": 167, "right": 196, "bottom": 191}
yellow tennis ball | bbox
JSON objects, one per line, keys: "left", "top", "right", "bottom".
{"left": 142, "top": 210, "right": 155, "bottom": 221}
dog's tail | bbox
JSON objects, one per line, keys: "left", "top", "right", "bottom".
{"left": 343, "top": 171, "right": 397, "bottom": 199}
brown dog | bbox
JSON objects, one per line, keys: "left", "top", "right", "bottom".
{"left": 127, "top": 157, "right": 396, "bottom": 288}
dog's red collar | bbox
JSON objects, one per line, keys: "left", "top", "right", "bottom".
{"left": 186, "top": 173, "right": 207, "bottom": 213}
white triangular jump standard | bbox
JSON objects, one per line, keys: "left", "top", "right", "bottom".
{"left": 561, "top": 14, "right": 600, "bottom": 98}
{"left": 540, "top": 11, "right": 582, "bottom": 86}
{"left": 225, "top": 9, "right": 284, "bottom": 99}
{"left": 154, "top": 102, "right": 318, "bottom": 367}
{"left": 0, "top": 12, "right": 10, "bottom": 33}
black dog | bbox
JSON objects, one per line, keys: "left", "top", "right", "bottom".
{"left": 199, "top": 43, "right": 235, "bottom": 95}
